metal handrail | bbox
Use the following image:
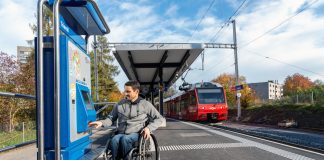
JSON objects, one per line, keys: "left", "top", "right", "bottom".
{"left": 94, "top": 102, "right": 117, "bottom": 106}
{"left": 0, "top": 91, "right": 36, "bottom": 100}
{"left": 53, "top": 0, "right": 62, "bottom": 159}
{"left": 37, "top": 1, "right": 46, "bottom": 159}
{"left": 95, "top": 102, "right": 117, "bottom": 115}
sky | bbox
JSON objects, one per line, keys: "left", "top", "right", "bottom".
{"left": 1, "top": 0, "right": 324, "bottom": 91}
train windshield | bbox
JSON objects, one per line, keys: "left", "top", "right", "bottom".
{"left": 197, "top": 88, "right": 225, "bottom": 104}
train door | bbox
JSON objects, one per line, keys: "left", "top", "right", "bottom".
{"left": 189, "top": 92, "right": 197, "bottom": 121}
{"left": 181, "top": 95, "right": 189, "bottom": 120}
{"left": 179, "top": 97, "right": 184, "bottom": 120}
{"left": 176, "top": 97, "right": 181, "bottom": 119}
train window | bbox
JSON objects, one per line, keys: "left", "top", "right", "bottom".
{"left": 176, "top": 101, "right": 180, "bottom": 113}
{"left": 190, "top": 94, "right": 196, "bottom": 105}
{"left": 197, "top": 88, "right": 225, "bottom": 104}
{"left": 183, "top": 98, "right": 189, "bottom": 109}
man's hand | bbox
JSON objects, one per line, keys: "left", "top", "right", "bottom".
{"left": 141, "top": 127, "right": 151, "bottom": 140}
{"left": 88, "top": 121, "right": 103, "bottom": 129}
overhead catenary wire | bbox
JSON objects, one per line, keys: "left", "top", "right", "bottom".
{"left": 209, "top": 0, "right": 249, "bottom": 43}
{"left": 183, "top": 0, "right": 217, "bottom": 76}
{"left": 186, "top": 0, "right": 249, "bottom": 84}
{"left": 208, "top": 62, "right": 235, "bottom": 78}
{"left": 206, "top": 0, "right": 319, "bottom": 80}
{"left": 244, "top": 49, "right": 324, "bottom": 78}
{"left": 239, "top": 0, "right": 319, "bottom": 48}
{"left": 192, "top": 56, "right": 234, "bottom": 81}
{"left": 190, "top": 0, "right": 248, "bottom": 82}
{"left": 230, "top": 0, "right": 249, "bottom": 20}
{"left": 187, "top": 0, "right": 216, "bottom": 42}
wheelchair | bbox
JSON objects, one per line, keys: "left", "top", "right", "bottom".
{"left": 104, "top": 132, "right": 160, "bottom": 160}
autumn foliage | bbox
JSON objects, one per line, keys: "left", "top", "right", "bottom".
{"left": 0, "top": 51, "right": 35, "bottom": 132}
{"left": 90, "top": 35, "right": 122, "bottom": 103}
{"left": 212, "top": 73, "right": 257, "bottom": 109}
{"left": 283, "top": 73, "right": 314, "bottom": 96}
{"left": 0, "top": 36, "right": 124, "bottom": 132}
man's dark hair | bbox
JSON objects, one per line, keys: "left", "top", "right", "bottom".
{"left": 125, "top": 80, "right": 140, "bottom": 91}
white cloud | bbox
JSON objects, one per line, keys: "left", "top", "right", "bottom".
{"left": 174, "top": 0, "right": 324, "bottom": 86}
{"left": 2, "top": 0, "right": 324, "bottom": 91}
{"left": 0, "top": 1, "right": 36, "bottom": 56}
{"left": 234, "top": 0, "right": 324, "bottom": 83}
{"left": 165, "top": 4, "right": 178, "bottom": 17}
{"left": 105, "top": 0, "right": 324, "bottom": 90}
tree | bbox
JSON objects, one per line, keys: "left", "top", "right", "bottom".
{"left": 90, "top": 36, "right": 121, "bottom": 102}
{"left": 14, "top": 49, "right": 37, "bottom": 123}
{"left": 0, "top": 52, "right": 22, "bottom": 132}
{"left": 240, "top": 84, "right": 257, "bottom": 109}
{"left": 212, "top": 73, "right": 256, "bottom": 109}
{"left": 313, "top": 79, "right": 324, "bottom": 86}
{"left": 0, "top": 6, "right": 53, "bottom": 131}
{"left": 164, "top": 86, "right": 177, "bottom": 98}
{"left": 0, "top": 52, "right": 19, "bottom": 84}
{"left": 283, "top": 73, "right": 314, "bottom": 96}
{"left": 29, "top": 7, "right": 53, "bottom": 36}
{"left": 108, "top": 91, "right": 124, "bottom": 102}
{"left": 309, "top": 79, "right": 324, "bottom": 104}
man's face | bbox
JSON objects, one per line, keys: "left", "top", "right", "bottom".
{"left": 124, "top": 86, "right": 139, "bottom": 101}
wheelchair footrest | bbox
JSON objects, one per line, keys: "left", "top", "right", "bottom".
{"left": 79, "top": 146, "right": 106, "bottom": 160}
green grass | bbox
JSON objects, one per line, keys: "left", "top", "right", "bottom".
{"left": 0, "top": 129, "right": 36, "bottom": 149}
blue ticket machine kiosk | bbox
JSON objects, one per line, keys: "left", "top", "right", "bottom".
{"left": 36, "top": 0, "right": 109, "bottom": 160}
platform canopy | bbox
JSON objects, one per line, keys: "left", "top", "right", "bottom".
{"left": 109, "top": 43, "right": 205, "bottom": 96}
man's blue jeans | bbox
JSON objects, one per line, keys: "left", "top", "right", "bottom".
{"left": 109, "top": 133, "right": 139, "bottom": 160}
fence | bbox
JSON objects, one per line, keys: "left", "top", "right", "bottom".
{"left": 0, "top": 91, "right": 36, "bottom": 151}
{"left": 94, "top": 102, "right": 116, "bottom": 119}
{"left": 0, "top": 91, "right": 116, "bottom": 151}
{"left": 0, "top": 121, "right": 36, "bottom": 149}
{"left": 257, "top": 91, "right": 324, "bottom": 106}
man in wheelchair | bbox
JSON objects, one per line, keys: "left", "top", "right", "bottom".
{"left": 89, "top": 80, "right": 164, "bottom": 160}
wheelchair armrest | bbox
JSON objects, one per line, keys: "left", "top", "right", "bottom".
{"left": 105, "top": 125, "right": 117, "bottom": 130}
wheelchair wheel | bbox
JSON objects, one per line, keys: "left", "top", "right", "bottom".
{"left": 138, "top": 134, "right": 160, "bottom": 160}
{"left": 127, "top": 148, "right": 139, "bottom": 160}
{"left": 104, "top": 150, "right": 112, "bottom": 160}
{"left": 104, "top": 139, "right": 112, "bottom": 160}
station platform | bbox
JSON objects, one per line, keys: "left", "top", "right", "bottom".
{"left": 211, "top": 121, "right": 324, "bottom": 151}
{"left": 1, "top": 119, "right": 324, "bottom": 160}
{"left": 154, "top": 119, "right": 324, "bottom": 160}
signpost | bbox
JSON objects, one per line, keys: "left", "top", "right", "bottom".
{"left": 231, "top": 84, "right": 244, "bottom": 91}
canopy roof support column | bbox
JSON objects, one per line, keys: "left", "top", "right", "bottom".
{"left": 128, "top": 51, "right": 139, "bottom": 81}
{"left": 167, "top": 50, "right": 190, "bottom": 86}
{"left": 159, "top": 67, "right": 163, "bottom": 115}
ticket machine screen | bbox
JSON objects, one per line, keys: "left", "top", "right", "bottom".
{"left": 81, "top": 91, "right": 94, "bottom": 110}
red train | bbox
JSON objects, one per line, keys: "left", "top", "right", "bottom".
{"left": 164, "top": 82, "right": 228, "bottom": 122}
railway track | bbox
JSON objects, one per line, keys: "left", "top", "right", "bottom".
{"left": 197, "top": 121, "right": 324, "bottom": 154}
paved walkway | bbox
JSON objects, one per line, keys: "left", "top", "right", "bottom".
{"left": 0, "top": 128, "right": 113, "bottom": 160}
{"left": 155, "top": 119, "right": 324, "bottom": 160}
{"left": 0, "top": 143, "right": 36, "bottom": 160}
{"left": 1, "top": 120, "right": 324, "bottom": 160}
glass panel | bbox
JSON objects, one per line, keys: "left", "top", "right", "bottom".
{"left": 190, "top": 94, "right": 196, "bottom": 105}
{"left": 197, "top": 88, "right": 225, "bottom": 104}
{"left": 81, "top": 90, "right": 93, "bottom": 110}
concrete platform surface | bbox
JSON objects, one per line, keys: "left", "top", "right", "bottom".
{"left": 1, "top": 120, "right": 324, "bottom": 160}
